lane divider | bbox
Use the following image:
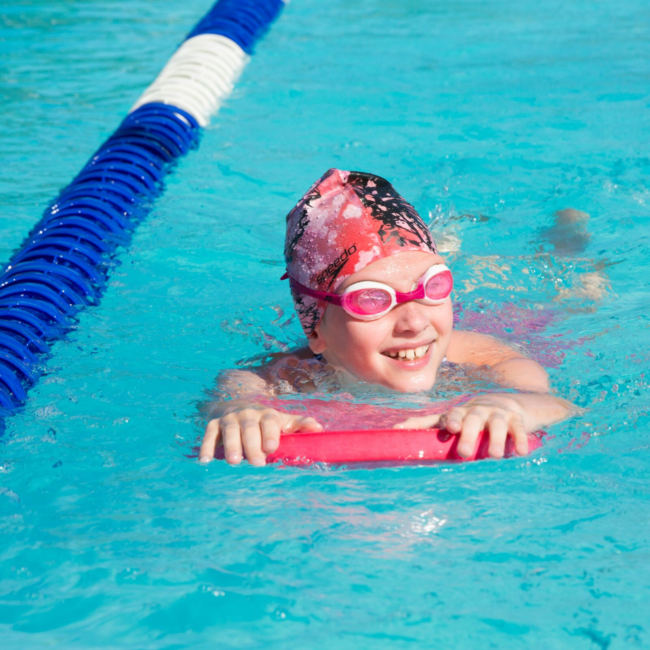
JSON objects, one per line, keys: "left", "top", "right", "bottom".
{"left": 131, "top": 35, "right": 248, "bottom": 127}
{"left": 0, "top": 0, "right": 285, "bottom": 416}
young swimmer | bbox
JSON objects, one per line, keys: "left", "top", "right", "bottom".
{"left": 200, "top": 169, "right": 574, "bottom": 465}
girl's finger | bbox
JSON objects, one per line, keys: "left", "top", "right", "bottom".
{"left": 510, "top": 415, "right": 529, "bottom": 456}
{"left": 199, "top": 419, "right": 220, "bottom": 463}
{"left": 240, "top": 418, "right": 266, "bottom": 466}
{"left": 221, "top": 418, "right": 244, "bottom": 465}
{"left": 442, "top": 408, "right": 466, "bottom": 434}
{"left": 297, "top": 417, "right": 323, "bottom": 432}
{"left": 393, "top": 414, "right": 442, "bottom": 430}
{"left": 457, "top": 409, "right": 486, "bottom": 458}
{"left": 260, "top": 414, "right": 282, "bottom": 453}
{"left": 487, "top": 413, "right": 508, "bottom": 459}
{"left": 282, "top": 415, "right": 322, "bottom": 433}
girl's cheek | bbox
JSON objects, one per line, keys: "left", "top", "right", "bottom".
{"left": 436, "top": 303, "right": 454, "bottom": 335}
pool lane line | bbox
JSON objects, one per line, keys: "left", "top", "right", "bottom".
{"left": 0, "top": 0, "right": 286, "bottom": 417}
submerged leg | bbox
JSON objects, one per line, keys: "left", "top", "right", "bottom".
{"left": 540, "top": 208, "right": 591, "bottom": 256}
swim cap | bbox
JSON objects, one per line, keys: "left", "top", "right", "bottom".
{"left": 284, "top": 168, "right": 438, "bottom": 335}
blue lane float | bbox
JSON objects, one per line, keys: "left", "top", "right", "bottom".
{"left": 0, "top": 0, "right": 285, "bottom": 416}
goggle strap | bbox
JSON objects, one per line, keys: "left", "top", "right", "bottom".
{"left": 285, "top": 275, "right": 343, "bottom": 306}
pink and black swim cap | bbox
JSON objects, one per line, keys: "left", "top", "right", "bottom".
{"left": 284, "top": 168, "right": 438, "bottom": 335}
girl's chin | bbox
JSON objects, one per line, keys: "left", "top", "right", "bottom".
{"left": 377, "top": 350, "right": 439, "bottom": 391}
{"left": 387, "top": 375, "right": 437, "bottom": 393}
{"left": 380, "top": 365, "right": 438, "bottom": 392}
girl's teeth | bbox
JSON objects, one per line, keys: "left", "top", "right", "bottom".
{"left": 386, "top": 345, "right": 430, "bottom": 360}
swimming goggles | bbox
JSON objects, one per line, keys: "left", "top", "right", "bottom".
{"left": 282, "top": 264, "right": 453, "bottom": 321}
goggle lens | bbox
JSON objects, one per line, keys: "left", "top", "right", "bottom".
{"left": 346, "top": 288, "right": 393, "bottom": 315}
{"left": 424, "top": 269, "right": 453, "bottom": 301}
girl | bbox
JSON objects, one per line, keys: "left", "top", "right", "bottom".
{"left": 200, "top": 169, "right": 573, "bottom": 465}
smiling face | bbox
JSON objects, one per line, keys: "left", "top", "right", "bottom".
{"left": 307, "top": 251, "right": 454, "bottom": 392}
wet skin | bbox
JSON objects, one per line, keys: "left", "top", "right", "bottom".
{"left": 200, "top": 252, "right": 573, "bottom": 465}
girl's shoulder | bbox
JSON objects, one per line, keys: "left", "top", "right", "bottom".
{"left": 255, "top": 346, "right": 322, "bottom": 388}
{"left": 258, "top": 346, "right": 316, "bottom": 372}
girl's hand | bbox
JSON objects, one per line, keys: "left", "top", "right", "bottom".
{"left": 394, "top": 394, "right": 530, "bottom": 459}
{"left": 199, "top": 408, "right": 322, "bottom": 466}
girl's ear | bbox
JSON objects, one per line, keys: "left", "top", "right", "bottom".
{"left": 307, "top": 324, "right": 327, "bottom": 354}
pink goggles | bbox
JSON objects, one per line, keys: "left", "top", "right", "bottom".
{"left": 283, "top": 264, "right": 453, "bottom": 321}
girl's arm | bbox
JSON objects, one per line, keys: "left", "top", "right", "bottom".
{"left": 204, "top": 369, "right": 272, "bottom": 419}
{"left": 396, "top": 330, "right": 575, "bottom": 458}
{"left": 446, "top": 330, "right": 550, "bottom": 392}
{"left": 200, "top": 362, "right": 322, "bottom": 466}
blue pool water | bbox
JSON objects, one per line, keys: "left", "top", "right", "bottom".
{"left": 1, "top": 0, "right": 649, "bottom": 647}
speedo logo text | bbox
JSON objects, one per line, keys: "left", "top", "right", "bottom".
{"left": 317, "top": 244, "right": 357, "bottom": 284}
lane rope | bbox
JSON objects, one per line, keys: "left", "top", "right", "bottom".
{"left": 0, "top": 0, "right": 285, "bottom": 416}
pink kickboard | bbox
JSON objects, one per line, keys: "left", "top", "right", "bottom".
{"left": 263, "top": 429, "right": 543, "bottom": 466}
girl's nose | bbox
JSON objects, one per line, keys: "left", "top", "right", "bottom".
{"left": 392, "top": 301, "right": 431, "bottom": 334}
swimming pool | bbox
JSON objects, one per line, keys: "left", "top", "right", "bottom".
{"left": 1, "top": 0, "right": 649, "bottom": 646}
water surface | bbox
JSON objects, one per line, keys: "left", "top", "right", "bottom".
{"left": 1, "top": 0, "right": 649, "bottom": 647}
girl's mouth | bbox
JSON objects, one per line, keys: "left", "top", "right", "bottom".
{"left": 382, "top": 344, "right": 430, "bottom": 360}
{"left": 381, "top": 341, "right": 435, "bottom": 370}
